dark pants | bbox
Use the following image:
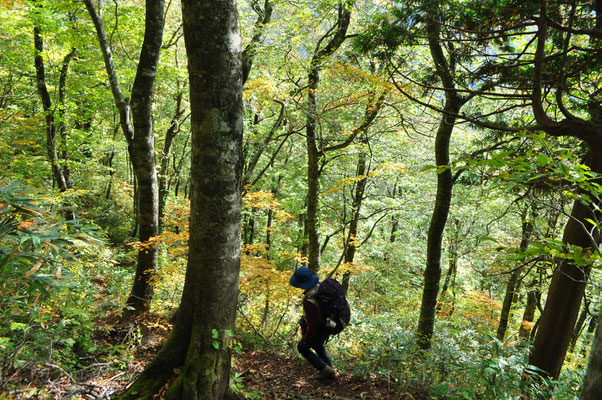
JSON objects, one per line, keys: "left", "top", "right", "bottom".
{"left": 297, "top": 331, "right": 332, "bottom": 370}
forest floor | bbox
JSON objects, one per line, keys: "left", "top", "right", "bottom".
{"left": 232, "top": 347, "right": 430, "bottom": 400}
{"left": 6, "top": 314, "right": 431, "bottom": 399}
{"left": 53, "top": 346, "right": 430, "bottom": 399}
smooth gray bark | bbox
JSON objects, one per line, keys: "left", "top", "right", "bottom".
{"left": 118, "top": 0, "right": 243, "bottom": 397}
{"left": 84, "top": 0, "right": 164, "bottom": 319}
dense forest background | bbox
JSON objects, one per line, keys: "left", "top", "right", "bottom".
{"left": 1, "top": 0, "right": 601, "bottom": 399}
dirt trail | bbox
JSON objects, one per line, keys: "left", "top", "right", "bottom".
{"left": 234, "top": 349, "right": 429, "bottom": 400}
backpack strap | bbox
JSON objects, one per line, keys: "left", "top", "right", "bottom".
{"left": 305, "top": 283, "right": 321, "bottom": 321}
{"left": 306, "top": 297, "right": 321, "bottom": 321}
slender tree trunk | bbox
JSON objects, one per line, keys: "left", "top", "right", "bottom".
{"left": 306, "top": 68, "right": 322, "bottom": 273}
{"left": 298, "top": 213, "right": 308, "bottom": 263}
{"left": 579, "top": 309, "right": 599, "bottom": 358}
{"left": 342, "top": 147, "right": 368, "bottom": 294}
{"left": 518, "top": 279, "right": 540, "bottom": 340}
{"left": 246, "top": 216, "right": 255, "bottom": 246}
{"left": 84, "top": 0, "right": 164, "bottom": 320}
{"left": 415, "top": 0, "right": 466, "bottom": 350}
{"left": 122, "top": 0, "right": 164, "bottom": 319}
{"left": 416, "top": 103, "right": 458, "bottom": 349}
{"left": 117, "top": 0, "right": 243, "bottom": 397}
{"left": 33, "top": 26, "right": 76, "bottom": 220}
{"left": 439, "top": 218, "right": 459, "bottom": 301}
{"left": 497, "top": 211, "right": 534, "bottom": 340}
{"left": 266, "top": 208, "right": 273, "bottom": 252}
{"left": 570, "top": 298, "right": 591, "bottom": 352}
{"left": 57, "top": 47, "right": 77, "bottom": 190}
{"left": 159, "top": 91, "right": 185, "bottom": 231}
{"left": 581, "top": 306, "right": 602, "bottom": 400}
{"left": 497, "top": 267, "right": 521, "bottom": 341}
{"left": 437, "top": 235, "right": 457, "bottom": 318}
{"left": 265, "top": 176, "right": 282, "bottom": 257}
{"left": 390, "top": 217, "right": 398, "bottom": 243}
{"left": 241, "top": 0, "right": 273, "bottom": 84}
{"left": 304, "top": 1, "right": 352, "bottom": 274}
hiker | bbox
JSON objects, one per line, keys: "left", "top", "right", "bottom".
{"left": 289, "top": 267, "right": 337, "bottom": 381}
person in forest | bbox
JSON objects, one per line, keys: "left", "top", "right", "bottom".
{"left": 289, "top": 267, "right": 337, "bottom": 381}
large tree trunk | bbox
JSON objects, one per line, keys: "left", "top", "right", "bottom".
{"left": 581, "top": 306, "right": 602, "bottom": 400}
{"left": 520, "top": 1, "right": 602, "bottom": 378}
{"left": 117, "top": 0, "right": 243, "bottom": 397}
{"left": 528, "top": 180, "right": 598, "bottom": 377}
{"left": 84, "top": 0, "right": 164, "bottom": 320}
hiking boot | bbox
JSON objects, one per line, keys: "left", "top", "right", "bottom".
{"left": 317, "top": 365, "right": 336, "bottom": 381}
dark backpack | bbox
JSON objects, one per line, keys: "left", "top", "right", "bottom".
{"left": 310, "top": 278, "right": 351, "bottom": 335}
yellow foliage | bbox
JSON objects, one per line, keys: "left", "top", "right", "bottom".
{"left": 277, "top": 250, "right": 307, "bottom": 266}
{"left": 323, "top": 175, "right": 368, "bottom": 196}
{"left": 158, "top": 202, "right": 190, "bottom": 259}
{"left": 457, "top": 289, "right": 502, "bottom": 328}
{"left": 244, "top": 77, "right": 278, "bottom": 96}
{"left": 373, "top": 162, "right": 411, "bottom": 175}
{"left": 239, "top": 246, "right": 298, "bottom": 330}
{"left": 244, "top": 189, "right": 278, "bottom": 210}
{"left": 243, "top": 77, "right": 281, "bottom": 109}
{"left": 520, "top": 320, "right": 535, "bottom": 331}
{"left": 315, "top": 260, "right": 372, "bottom": 288}
{"left": 328, "top": 62, "right": 393, "bottom": 91}
{"left": 243, "top": 189, "right": 294, "bottom": 222}
{"left": 323, "top": 92, "right": 372, "bottom": 112}
{"left": 0, "top": 0, "right": 21, "bottom": 8}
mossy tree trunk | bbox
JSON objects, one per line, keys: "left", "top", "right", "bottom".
{"left": 117, "top": 0, "right": 243, "bottom": 398}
